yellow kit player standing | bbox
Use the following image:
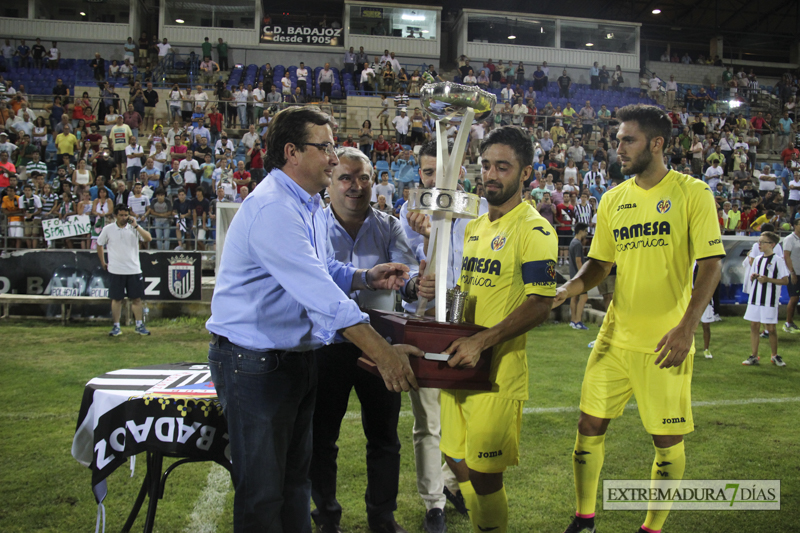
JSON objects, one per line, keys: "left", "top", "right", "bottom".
{"left": 418, "top": 126, "right": 558, "bottom": 533}
{"left": 554, "top": 105, "right": 724, "bottom": 533}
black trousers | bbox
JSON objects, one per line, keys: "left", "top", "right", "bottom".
{"left": 310, "top": 343, "right": 401, "bottom": 527}
{"left": 320, "top": 82, "right": 332, "bottom": 100}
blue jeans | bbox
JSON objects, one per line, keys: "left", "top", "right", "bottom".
{"left": 208, "top": 335, "right": 317, "bottom": 533}
{"left": 237, "top": 106, "right": 247, "bottom": 127}
{"left": 153, "top": 218, "right": 170, "bottom": 250}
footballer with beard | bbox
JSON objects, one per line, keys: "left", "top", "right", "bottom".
{"left": 552, "top": 105, "right": 724, "bottom": 533}
{"left": 417, "top": 126, "right": 558, "bottom": 533}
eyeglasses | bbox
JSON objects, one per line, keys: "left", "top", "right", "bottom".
{"left": 757, "top": 240, "right": 774, "bottom": 244}
{"left": 301, "top": 142, "right": 337, "bottom": 157}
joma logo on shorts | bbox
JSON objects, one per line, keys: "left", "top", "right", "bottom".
{"left": 478, "top": 450, "right": 503, "bottom": 459}
{"left": 662, "top": 417, "right": 686, "bottom": 424}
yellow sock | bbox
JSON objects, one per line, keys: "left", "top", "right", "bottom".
{"left": 472, "top": 486, "right": 508, "bottom": 533}
{"left": 643, "top": 441, "right": 686, "bottom": 533}
{"left": 458, "top": 480, "right": 478, "bottom": 524}
{"left": 573, "top": 432, "right": 606, "bottom": 518}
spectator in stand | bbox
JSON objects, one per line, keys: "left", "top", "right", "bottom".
{"left": 179, "top": 150, "right": 200, "bottom": 198}
{"left": 579, "top": 101, "right": 596, "bottom": 137}
{"left": 146, "top": 188, "right": 172, "bottom": 250}
{"left": 569, "top": 223, "right": 590, "bottom": 330}
{"left": 156, "top": 38, "right": 171, "bottom": 66}
{"left": 295, "top": 62, "right": 309, "bottom": 95}
{"left": 109, "top": 115, "right": 132, "bottom": 177}
{"left": 344, "top": 46, "right": 356, "bottom": 75}
{"left": 394, "top": 88, "right": 409, "bottom": 114}
{"left": 200, "top": 56, "right": 220, "bottom": 86}
{"left": 372, "top": 133, "right": 391, "bottom": 165}
{"left": 2, "top": 181, "right": 23, "bottom": 248}
{"left": 192, "top": 85, "right": 209, "bottom": 110}
{"left": 55, "top": 124, "right": 80, "bottom": 164}
{"left": 123, "top": 103, "right": 143, "bottom": 139}
{"left": 374, "top": 171, "right": 395, "bottom": 202}
{"left": 462, "top": 69, "right": 477, "bottom": 86}
{"left": 192, "top": 187, "right": 210, "bottom": 250}
{"left": 216, "top": 38, "right": 229, "bottom": 71}
{"left": 359, "top": 120, "right": 374, "bottom": 158}
{"left": 123, "top": 36, "right": 137, "bottom": 65}
{"left": 392, "top": 109, "right": 409, "bottom": 145}
{"left": 31, "top": 38, "right": 46, "bottom": 70}
{"left": 91, "top": 53, "right": 106, "bottom": 82}
{"left": 360, "top": 62, "right": 376, "bottom": 93}
{"left": 251, "top": 81, "right": 265, "bottom": 126}
{"left": 16, "top": 40, "right": 31, "bottom": 68}
{"left": 125, "top": 136, "right": 144, "bottom": 185}
{"left": 318, "top": 63, "right": 335, "bottom": 101}
{"left": 778, "top": 114, "right": 795, "bottom": 154}
{"left": 557, "top": 70, "right": 571, "bottom": 99}
{"left": 589, "top": 62, "right": 600, "bottom": 90}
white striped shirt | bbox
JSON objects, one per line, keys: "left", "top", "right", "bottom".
{"left": 574, "top": 202, "right": 593, "bottom": 225}
{"left": 748, "top": 254, "right": 789, "bottom": 308}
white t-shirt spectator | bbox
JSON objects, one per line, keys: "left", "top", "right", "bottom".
{"left": 470, "top": 123, "right": 485, "bottom": 140}
{"left": 360, "top": 68, "right": 375, "bottom": 85}
{"left": 192, "top": 91, "right": 209, "bottom": 108}
{"left": 281, "top": 77, "right": 291, "bottom": 94}
{"left": 374, "top": 182, "right": 395, "bottom": 202}
{"left": 157, "top": 42, "right": 172, "bottom": 57}
{"left": 125, "top": 144, "right": 144, "bottom": 169}
{"left": 666, "top": 80, "right": 678, "bottom": 91}
{"left": 296, "top": 67, "right": 308, "bottom": 82}
{"left": 49, "top": 47, "right": 59, "bottom": 61}
{"left": 392, "top": 115, "right": 410, "bottom": 135}
{"left": 759, "top": 172, "right": 777, "bottom": 191}
{"left": 179, "top": 158, "right": 200, "bottom": 184}
{"left": 704, "top": 165, "right": 724, "bottom": 189}
{"left": 96, "top": 223, "right": 144, "bottom": 275}
{"left": 127, "top": 193, "right": 150, "bottom": 218}
{"left": 648, "top": 77, "right": 662, "bottom": 91}
{"left": 788, "top": 178, "right": 800, "bottom": 202}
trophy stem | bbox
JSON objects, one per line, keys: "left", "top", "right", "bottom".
{"left": 413, "top": 111, "right": 475, "bottom": 322}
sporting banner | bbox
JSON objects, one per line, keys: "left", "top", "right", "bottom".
{"left": 42, "top": 215, "right": 91, "bottom": 240}
{"left": 0, "top": 250, "right": 202, "bottom": 301}
{"left": 260, "top": 24, "right": 343, "bottom": 45}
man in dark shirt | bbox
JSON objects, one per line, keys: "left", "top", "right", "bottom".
{"left": 91, "top": 53, "right": 106, "bottom": 82}
{"left": 31, "top": 39, "right": 46, "bottom": 70}
{"left": 172, "top": 188, "right": 193, "bottom": 250}
{"left": 558, "top": 70, "right": 572, "bottom": 98}
{"left": 52, "top": 78, "right": 69, "bottom": 106}
{"left": 191, "top": 187, "right": 210, "bottom": 250}
{"left": 16, "top": 40, "right": 31, "bottom": 68}
{"left": 95, "top": 150, "right": 115, "bottom": 180}
{"left": 143, "top": 81, "right": 159, "bottom": 132}
{"left": 568, "top": 223, "right": 590, "bottom": 330}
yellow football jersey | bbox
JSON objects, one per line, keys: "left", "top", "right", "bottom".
{"left": 460, "top": 202, "right": 558, "bottom": 400}
{"left": 589, "top": 171, "right": 725, "bottom": 353}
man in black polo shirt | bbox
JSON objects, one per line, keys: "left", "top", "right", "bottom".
{"left": 52, "top": 77, "right": 69, "bottom": 106}
{"left": 143, "top": 81, "right": 159, "bottom": 133}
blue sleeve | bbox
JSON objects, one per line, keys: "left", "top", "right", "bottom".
{"left": 388, "top": 216, "right": 419, "bottom": 298}
{"left": 248, "top": 203, "right": 367, "bottom": 344}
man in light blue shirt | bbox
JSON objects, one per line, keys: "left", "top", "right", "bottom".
{"left": 398, "top": 139, "right": 488, "bottom": 530}
{"left": 590, "top": 61, "right": 600, "bottom": 90}
{"left": 206, "top": 107, "right": 423, "bottom": 533}
{"left": 311, "top": 147, "right": 421, "bottom": 533}
{"left": 343, "top": 46, "right": 356, "bottom": 75}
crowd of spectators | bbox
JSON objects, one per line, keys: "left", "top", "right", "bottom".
{"left": 1, "top": 35, "right": 799, "bottom": 253}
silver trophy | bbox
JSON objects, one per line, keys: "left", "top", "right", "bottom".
{"left": 409, "top": 79, "right": 496, "bottom": 321}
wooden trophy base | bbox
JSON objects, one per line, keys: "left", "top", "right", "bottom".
{"left": 358, "top": 309, "right": 493, "bottom": 391}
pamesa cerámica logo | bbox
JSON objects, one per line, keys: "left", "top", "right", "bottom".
{"left": 603, "top": 480, "right": 780, "bottom": 511}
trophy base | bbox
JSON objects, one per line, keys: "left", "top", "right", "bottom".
{"left": 358, "top": 309, "right": 493, "bottom": 391}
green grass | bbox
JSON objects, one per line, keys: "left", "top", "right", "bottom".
{"left": 0, "top": 317, "right": 797, "bottom": 532}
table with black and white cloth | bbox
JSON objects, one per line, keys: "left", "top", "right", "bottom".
{"left": 72, "top": 363, "right": 230, "bottom": 533}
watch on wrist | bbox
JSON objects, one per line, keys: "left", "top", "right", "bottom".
{"left": 361, "top": 269, "right": 376, "bottom": 291}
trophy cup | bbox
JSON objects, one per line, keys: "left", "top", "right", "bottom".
{"left": 358, "top": 77, "right": 498, "bottom": 390}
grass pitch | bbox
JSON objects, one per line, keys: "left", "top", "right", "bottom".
{"left": 0, "top": 317, "right": 797, "bottom": 532}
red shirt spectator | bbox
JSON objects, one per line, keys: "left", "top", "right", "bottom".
{"left": 739, "top": 207, "right": 757, "bottom": 232}
{"left": 233, "top": 170, "right": 251, "bottom": 194}
{"left": 780, "top": 146, "right": 799, "bottom": 166}
{"left": 389, "top": 142, "right": 402, "bottom": 158}
{"left": 750, "top": 115, "right": 767, "bottom": 133}
{"left": 555, "top": 202, "right": 574, "bottom": 232}
{"left": 373, "top": 138, "right": 389, "bottom": 153}
{"left": 250, "top": 148, "right": 263, "bottom": 170}
{"left": 208, "top": 110, "right": 223, "bottom": 135}
{"left": 170, "top": 143, "right": 187, "bottom": 162}
{"left": 524, "top": 104, "right": 537, "bottom": 126}
{"left": 0, "top": 160, "right": 15, "bottom": 188}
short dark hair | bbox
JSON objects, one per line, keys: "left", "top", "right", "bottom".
{"left": 574, "top": 222, "right": 589, "bottom": 234}
{"left": 263, "top": 106, "right": 334, "bottom": 172}
{"left": 616, "top": 104, "right": 672, "bottom": 151}
{"left": 762, "top": 231, "right": 780, "bottom": 244}
{"left": 479, "top": 126, "right": 534, "bottom": 169}
{"left": 418, "top": 138, "right": 453, "bottom": 161}
{"left": 113, "top": 203, "right": 129, "bottom": 215}
{"left": 760, "top": 223, "right": 775, "bottom": 232}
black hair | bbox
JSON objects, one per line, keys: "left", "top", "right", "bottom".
{"left": 574, "top": 222, "right": 589, "bottom": 234}
{"left": 479, "top": 126, "right": 534, "bottom": 169}
{"left": 264, "top": 106, "right": 334, "bottom": 172}
{"left": 760, "top": 223, "right": 775, "bottom": 232}
{"left": 113, "top": 203, "right": 129, "bottom": 215}
{"left": 616, "top": 104, "right": 672, "bottom": 151}
{"left": 418, "top": 138, "right": 454, "bottom": 160}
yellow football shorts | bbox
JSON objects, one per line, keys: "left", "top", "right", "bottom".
{"left": 440, "top": 389, "right": 523, "bottom": 473}
{"left": 579, "top": 339, "right": 694, "bottom": 435}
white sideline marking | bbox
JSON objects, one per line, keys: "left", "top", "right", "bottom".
{"left": 183, "top": 464, "right": 230, "bottom": 533}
